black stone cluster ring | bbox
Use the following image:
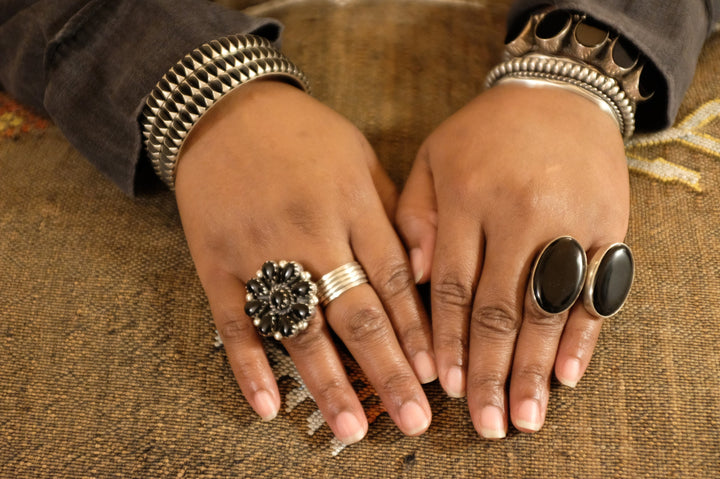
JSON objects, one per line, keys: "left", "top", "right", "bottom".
{"left": 530, "top": 237, "right": 634, "bottom": 318}
{"left": 244, "top": 260, "right": 319, "bottom": 340}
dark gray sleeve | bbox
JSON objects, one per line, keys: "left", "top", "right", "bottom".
{"left": 507, "top": 0, "right": 720, "bottom": 131}
{"left": 0, "top": 0, "right": 281, "bottom": 194}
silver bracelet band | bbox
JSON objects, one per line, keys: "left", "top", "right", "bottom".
{"left": 486, "top": 7, "right": 654, "bottom": 140}
{"left": 495, "top": 77, "right": 622, "bottom": 132}
{"left": 485, "top": 54, "right": 634, "bottom": 139}
{"left": 140, "top": 34, "right": 310, "bottom": 190}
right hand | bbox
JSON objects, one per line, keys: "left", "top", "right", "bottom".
{"left": 174, "top": 80, "right": 437, "bottom": 444}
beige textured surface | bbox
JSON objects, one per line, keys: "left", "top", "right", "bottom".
{"left": 1, "top": 0, "right": 719, "bottom": 477}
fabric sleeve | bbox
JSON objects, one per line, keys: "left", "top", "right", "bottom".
{"left": 0, "top": 0, "right": 282, "bottom": 195}
{"left": 507, "top": 0, "right": 720, "bottom": 131}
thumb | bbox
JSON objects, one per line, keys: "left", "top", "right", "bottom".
{"left": 396, "top": 147, "right": 437, "bottom": 285}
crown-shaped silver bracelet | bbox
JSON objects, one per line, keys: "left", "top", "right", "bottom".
{"left": 485, "top": 8, "right": 653, "bottom": 140}
{"left": 140, "top": 34, "right": 310, "bottom": 190}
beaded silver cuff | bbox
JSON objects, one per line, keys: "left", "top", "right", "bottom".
{"left": 140, "top": 34, "right": 310, "bottom": 190}
{"left": 485, "top": 8, "right": 653, "bottom": 140}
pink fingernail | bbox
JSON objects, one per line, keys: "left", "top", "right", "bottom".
{"left": 253, "top": 390, "right": 278, "bottom": 421}
{"left": 557, "top": 358, "right": 582, "bottom": 388}
{"left": 410, "top": 248, "right": 424, "bottom": 284}
{"left": 444, "top": 366, "right": 465, "bottom": 398}
{"left": 413, "top": 351, "right": 438, "bottom": 384}
{"left": 334, "top": 411, "right": 366, "bottom": 445}
{"left": 399, "top": 401, "right": 430, "bottom": 436}
{"left": 479, "top": 405, "right": 506, "bottom": 439}
{"left": 515, "top": 399, "right": 542, "bottom": 432}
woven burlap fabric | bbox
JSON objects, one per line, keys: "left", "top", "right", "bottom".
{"left": 1, "top": 0, "right": 719, "bottom": 477}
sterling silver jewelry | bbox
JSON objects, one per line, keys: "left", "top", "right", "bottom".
{"left": 486, "top": 7, "right": 654, "bottom": 140}
{"left": 244, "top": 261, "right": 318, "bottom": 340}
{"left": 583, "top": 243, "right": 634, "bottom": 318}
{"left": 486, "top": 54, "right": 634, "bottom": 138}
{"left": 140, "top": 34, "right": 310, "bottom": 190}
{"left": 316, "top": 262, "right": 369, "bottom": 307}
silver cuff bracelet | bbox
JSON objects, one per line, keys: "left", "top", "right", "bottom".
{"left": 140, "top": 34, "right": 310, "bottom": 190}
{"left": 485, "top": 8, "right": 653, "bottom": 140}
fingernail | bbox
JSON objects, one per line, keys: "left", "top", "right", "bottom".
{"left": 479, "top": 405, "right": 506, "bottom": 439}
{"left": 410, "top": 248, "right": 424, "bottom": 284}
{"left": 515, "top": 399, "right": 542, "bottom": 432}
{"left": 557, "top": 358, "right": 582, "bottom": 388}
{"left": 253, "top": 390, "right": 278, "bottom": 421}
{"left": 444, "top": 366, "right": 465, "bottom": 398}
{"left": 399, "top": 400, "right": 430, "bottom": 435}
{"left": 413, "top": 351, "right": 438, "bottom": 384}
{"left": 334, "top": 411, "right": 366, "bottom": 445}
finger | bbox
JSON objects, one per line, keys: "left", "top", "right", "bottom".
{"left": 554, "top": 302, "right": 604, "bottom": 388}
{"left": 466, "top": 236, "right": 530, "bottom": 439}
{"left": 368, "top": 157, "right": 400, "bottom": 220}
{"left": 430, "top": 202, "right": 483, "bottom": 398}
{"left": 282, "top": 309, "right": 369, "bottom": 445}
{"left": 508, "top": 283, "right": 571, "bottom": 434}
{"left": 325, "top": 285, "right": 432, "bottom": 436}
{"left": 350, "top": 210, "right": 436, "bottom": 384}
{"left": 396, "top": 147, "right": 438, "bottom": 285}
{"left": 203, "top": 271, "right": 281, "bottom": 421}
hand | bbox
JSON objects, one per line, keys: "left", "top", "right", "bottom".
{"left": 396, "top": 83, "right": 629, "bottom": 438}
{"left": 174, "top": 80, "right": 436, "bottom": 444}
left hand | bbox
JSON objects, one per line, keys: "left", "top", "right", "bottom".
{"left": 395, "top": 83, "right": 629, "bottom": 438}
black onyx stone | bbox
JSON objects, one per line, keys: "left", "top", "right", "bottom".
{"left": 262, "top": 261, "right": 277, "bottom": 280}
{"left": 532, "top": 237, "right": 587, "bottom": 314}
{"left": 258, "top": 315, "right": 274, "bottom": 335}
{"left": 271, "top": 291, "right": 289, "bottom": 308}
{"left": 291, "top": 304, "right": 310, "bottom": 320}
{"left": 281, "top": 263, "right": 296, "bottom": 281}
{"left": 292, "top": 282, "right": 310, "bottom": 297}
{"left": 246, "top": 279, "right": 263, "bottom": 296}
{"left": 244, "top": 299, "right": 264, "bottom": 317}
{"left": 278, "top": 316, "right": 294, "bottom": 337}
{"left": 592, "top": 244, "right": 634, "bottom": 317}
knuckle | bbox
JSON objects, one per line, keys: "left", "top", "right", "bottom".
{"left": 467, "top": 371, "right": 506, "bottom": 394}
{"left": 471, "top": 302, "right": 521, "bottom": 337}
{"left": 514, "top": 364, "right": 550, "bottom": 388}
{"left": 343, "top": 304, "right": 389, "bottom": 344}
{"left": 285, "top": 317, "right": 324, "bottom": 351}
{"left": 215, "top": 307, "right": 253, "bottom": 344}
{"left": 431, "top": 274, "right": 474, "bottom": 312}
{"left": 434, "top": 332, "right": 466, "bottom": 359}
{"left": 375, "top": 261, "right": 415, "bottom": 301}
{"left": 525, "top": 310, "right": 567, "bottom": 330}
{"left": 316, "top": 377, "right": 350, "bottom": 404}
{"left": 379, "top": 371, "right": 417, "bottom": 396}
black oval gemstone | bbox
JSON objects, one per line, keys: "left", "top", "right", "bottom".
{"left": 291, "top": 304, "right": 310, "bottom": 320}
{"left": 244, "top": 299, "right": 263, "bottom": 317}
{"left": 282, "top": 263, "right": 296, "bottom": 281}
{"left": 246, "top": 279, "right": 263, "bottom": 296}
{"left": 278, "top": 316, "right": 295, "bottom": 337}
{"left": 592, "top": 244, "right": 634, "bottom": 317}
{"left": 532, "top": 237, "right": 587, "bottom": 314}
{"left": 262, "top": 261, "right": 277, "bottom": 280}
{"left": 258, "top": 314, "right": 274, "bottom": 335}
{"left": 292, "top": 282, "right": 310, "bottom": 297}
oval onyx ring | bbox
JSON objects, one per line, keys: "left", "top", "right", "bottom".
{"left": 583, "top": 243, "right": 634, "bottom": 318}
{"left": 244, "top": 260, "right": 319, "bottom": 340}
{"left": 530, "top": 236, "right": 588, "bottom": 315}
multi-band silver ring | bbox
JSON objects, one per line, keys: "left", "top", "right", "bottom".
{"left": 316, "top": 261, "right": 369, "bottom": 307}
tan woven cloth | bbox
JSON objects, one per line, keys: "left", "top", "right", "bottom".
{"left": 1, "top": 1, "right": 718, "bottom": 476}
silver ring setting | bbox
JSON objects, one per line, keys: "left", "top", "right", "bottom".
{"left": 244, "top": 260, "right": 318, "bottom": 340}
{"left": 583, "top": 243, "right": 634, "bottom": 318}
{"left": 316, "top": 261, "right": 369, "bottom": 307}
